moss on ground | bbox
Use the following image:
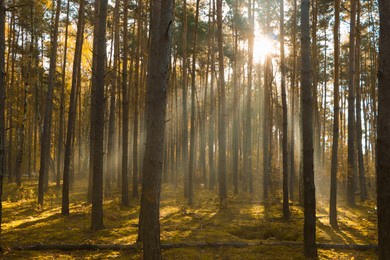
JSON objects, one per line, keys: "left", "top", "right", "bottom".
{"left": 0, "top": 180, "right": 378, "bottom": 259}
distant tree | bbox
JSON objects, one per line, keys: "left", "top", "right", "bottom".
{"left": 182, "top": 0, "right": 189, "bottom": 198}
{"left": 38, "top": 0, "right": 62, "bottom": 206}
{"left": 208, "top": 0, "right": 216, "bottom": 191}
{"left": 347, "top": 0, "right": 357, "bottom": 207}
{"left": 244, "top": 0, "right": 253, "bottom": 194}
{"left": 90, "top": 0, "right": 108, "bottom": 231}
{"left": 377, "top": 0, "right": 390, "bottom": 257}
{"left": 217, "top": 0, "right": 227, "bottom": 208}
{"left": 138, "top": 0, "right": 174, "bottom": 258}
{"left": 301, "top": 0, "right": 317, "bottom": 257}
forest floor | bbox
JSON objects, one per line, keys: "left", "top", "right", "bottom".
{"left": 0, "top": 179, "right": 378, "bottom": 259}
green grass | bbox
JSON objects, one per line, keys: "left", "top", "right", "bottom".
{"left": 0, "top": 179, "right": 378, "bottom": 259}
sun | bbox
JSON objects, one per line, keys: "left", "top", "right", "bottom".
{"left": 253, "top": 35, "right": 274, "bottom": 63}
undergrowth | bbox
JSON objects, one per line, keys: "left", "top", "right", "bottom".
{"left": 0, "top": 179, "right": 378, "bottom": 259}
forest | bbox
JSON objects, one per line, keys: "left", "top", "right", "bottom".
{"left": 0, "top": 0, "right": 389, "bottom": 259}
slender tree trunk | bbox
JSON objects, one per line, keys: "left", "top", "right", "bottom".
{"left": 0, "top": 0, "right": 6, "bottom": 239}
{"left": 62, "top": 0, "right": 85, "bottom": 216}
{"left": 38, "top": 0, "right": 62, "bottom": 206}
{"left": 329, "top": 0, "right": 340, "bottom": 229}
{"left": 57, "top": 0, "right": 70, "bottom": 189}
{"left": 280, "top": 0, "right": 289, "bottom": 219}
{"left": 232, "top": 0, "right": 239, "bottom": 195}
{"left": 217, "top": 0, "right": 227, "bottom": 208}
{"left": 377, "top": 1, "right": 390, "bottom": 257}
{"left": 121, "top": 0, "right": 130, "bottom": 207}
{"left": 138, "top": 0, "right": 174, "bottom": 258}
{"left": 263, "top": 0, "right": 271, "bottom": 201}
{"left": 355, "top": 0, "right": 367, "bottom": 202}
{"left": 301, "top": 0, "right": 317, "bottom": 256}
{"left": 208, "top": 0, "right": 216, "bottom": 190}
{"left": 347, "top": 0, "right": 357, "bottom": 207}
{"left": 244, "top": 0, "right": 253, "bottom": 194}
{"left": 290, "top": 0, "right": 297, "bottom": 201}
{"left": 182, "top": 0, "right": 189, "bottom": 198}
{"left": 90, "top": 0, "right": 108, "bottom": 230}
{"left": 188, "top": 0, "right": 200, "bottom": 206}
{"left": 132, "top": 0, "right": 142, "bottom": 199}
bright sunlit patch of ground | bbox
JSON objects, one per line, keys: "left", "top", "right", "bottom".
{"left": 0, "top": 179, "right": 379, "bottom": 259}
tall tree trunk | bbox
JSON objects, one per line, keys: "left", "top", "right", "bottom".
{"left": 105, "top": 0, "right": 119, "bottom": 198}
{"left": 208, "top": 0, "right": 216, "bottom": 190}
{"left": 289, "top": 0, "right": 297, "bottom": 201}
{"left": 62, "top": 0, "right": 85, "bottom": 216}
{"left": 57, "top": 0, "right": 70, "bottom": 189}
{"left": 0, "top": 0, "right": 6, "bottom": 238}
{"left": 244, "top": 0, "right": 253, "bottom": 194}
{"left": 329, "top": 0, "right": 340, "bottom": 229}
{"left": 280, "top": 0, "right": 289, "bottom": 219}
{"left": 301, "top": 0, "right": 317, "bottom": 256}
{"left": 217, "top": 0, "right": 227, "bottom": 208}
{"left": 355, "top": 0, "right": 367, "bottom": 202}
{"left": 182, "top": 0, "right": 189, "bottom": 198}
{"left": 232, "top": 0, "right": 239, "bottom": 195}
{"left": 347, "top": 0, "right": 357, "bottom": 207}
{"left": 377, "top": 1, "right": 390, "bottom": 257}
{"left": 263, "top": 0, "right": 271, "bottom": 201}
{"left": 38, "top": 0, "right": 62, "bottom": 206}
{"left": 311, "top": 0, "right": 321, "bottom": 179}
{"left": 121, "top": 0, "right": 130, "bottom": 207}
{"left": 90, "top": 0, "right": 108, "bottom": 230}
{"left": 138, "top": 0, "right": 174, "bottom": 258}
{"left": 132, "top": 0, "right": 142, "bottom": 199}
{"left": 188, "top": 0, "right": 200, "bottom": 206}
